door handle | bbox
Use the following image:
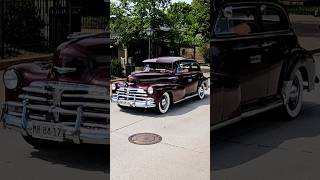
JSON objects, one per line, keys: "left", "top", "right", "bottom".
{"left": 168, "top": 77, "right": 177, "bottom": 80}
{"left": 249, "top": 55, "right": 262, "bottom": 64}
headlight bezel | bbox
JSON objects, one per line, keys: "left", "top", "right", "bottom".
{"left": 147, "top": 86, "right": 154, "bottom": 94}
{"left": 111, "top": 83, "right": 117, "bottom": 90}
{"left": 3, "top": 69, "right": 19, "bottom": 90}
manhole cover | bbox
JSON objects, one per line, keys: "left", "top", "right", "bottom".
{"left": 128, "top": 133, "right": 162, "bottom": 145}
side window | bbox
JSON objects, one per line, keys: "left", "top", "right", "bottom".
{"left": 215, "top": 6, "right": 258, "bottom": 37}
{"left": 261, "top": 5, "right": 288, "bottom": 32}
{"left": 177, "top": 62, "right": 191, "bottom": 73}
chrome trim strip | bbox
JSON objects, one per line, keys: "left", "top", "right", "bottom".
{"left": 23, "top": 87, "right": 51, "bottom": 94}
{"left": 61, "top": 102, "right": 109, "bottom": 109}
{"left": 6, "top": 103, "right": 109, "bottom": 119}
{"left": 174, "top": 94, "right": 199, "bottom": 104}
{"left": 19, "top": 95, "right": 47, "bottom": 102}
{"left": 211, "top": 101, "right": 283, "bottom": 131}
{"left": 62, "top": 94, "right": 109, "bottom": 100}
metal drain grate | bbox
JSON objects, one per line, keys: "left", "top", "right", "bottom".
{"left": 128, "top": 133, "right": 162, "bottom": 145}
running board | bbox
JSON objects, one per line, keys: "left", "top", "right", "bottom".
{"left": 174, "top": 94, "right": 199, "bottom": 104}
{"left": 211, "top": 101, "right": 283, "bottom": 131}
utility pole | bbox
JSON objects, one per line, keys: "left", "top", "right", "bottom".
{"left": 148, "top": 37, "right": 151, "bottom": 59}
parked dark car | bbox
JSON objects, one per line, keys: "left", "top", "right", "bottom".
{"left": 112, "top": 57, "right": 209, "bottom": 114}
{"left": 211, "top": 1, "right": 317, "bottom": 129}
{"left": 0, "top": 33, "right": 109, "bottom": 146}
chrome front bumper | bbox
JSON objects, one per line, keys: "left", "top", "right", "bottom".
{"left": 0, "top": 101, "right": 109, "bottom": 145}
{"left": 111, "top": 94, "right": 156, "bottom": 108}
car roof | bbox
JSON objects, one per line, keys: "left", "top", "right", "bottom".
{"left": 143, "top": 57, "right": 196, "bottom": 63}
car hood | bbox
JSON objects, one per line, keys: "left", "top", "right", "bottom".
{"left": 128, "top": 71, "right": 173, "bottom": 83}
{"left": 49, "top": 66, "right": 109, "bottom": 87}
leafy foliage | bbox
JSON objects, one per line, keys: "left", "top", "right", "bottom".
{"left": 111, "top": 59, "right": 124, "bottom": 77}
{"left": 3, "top": 0, "right": 45, "bottom": 50}
{"left": 111, "top": 0, "right": 209, "bottom": 48}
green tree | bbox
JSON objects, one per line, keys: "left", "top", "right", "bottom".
{"left": 166, "top": 2, "right": 192, "bottom": 48}
{"left": 4, "top": 0, "right": 45, "bottom": 50}
{"left": 111, "top": 0, "right": 209, "bottom": 50}
{"left": 111, "top": 0, "right": 170, "bottom": 47}
{"left": 190, "top": 0, "right": 210, "bottom": 45}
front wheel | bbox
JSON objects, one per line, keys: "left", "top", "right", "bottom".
{"left": 197, "top": 81, "right": 206, "bottom": 100}
{"left": 283, "top": 70, "right": 303, "bottom": 119}
{"left": 155, "top": 92, "right": 171, "bottom": 114}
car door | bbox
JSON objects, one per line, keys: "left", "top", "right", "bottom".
{"left": 211, "top": 72, "right": 241, "bottom": 126}
{"left": 213, "top": 4, "right": 269, "bottom": 106}
{"left": 259, "top": 4, "right": 294, "bottom": 96}
{"left": 189, "top": 61, "right": 201, "bottom": 93}
{"left": 176, "top": 61, "right": 195, "bottom": 95}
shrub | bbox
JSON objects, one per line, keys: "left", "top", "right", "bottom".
{"left": 111, "top": 59, "right": 124, "bottom": 77}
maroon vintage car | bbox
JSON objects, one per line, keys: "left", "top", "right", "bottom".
{"left": 111, "top": 57, "right": 209, "bottom": 114}
{"left": 0, "top": 33, "right": 109, "bottom": 146}
{"left": 211, "top": 1, "right": 317, "bottom": 129}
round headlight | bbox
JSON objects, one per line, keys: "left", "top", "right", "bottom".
{"left": 3, "top": 69, "right": 19, "bottom": 90}
{"left": 111, "top": 83, "right": 116, "bottom": 90}
{"left": 147, "top": 86, "right": 154, "bottom": 94}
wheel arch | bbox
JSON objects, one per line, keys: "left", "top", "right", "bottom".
{"left": 281, "top": 48, "right": 316, "bottom": 91}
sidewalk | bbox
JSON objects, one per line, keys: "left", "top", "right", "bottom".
{"left": 0, "top": 53, "right": 52, "bottom": 70}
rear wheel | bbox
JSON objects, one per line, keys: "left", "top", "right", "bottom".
{"left": 197, "top": 81, "right": 206, "bottom": 100}
{"left": 283, "top": 70, "right": 303, "bottom": 119}
{"left": 155, "top": 92, "right": 171, "bottom": 114}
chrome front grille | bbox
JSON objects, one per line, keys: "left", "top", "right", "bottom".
{"left": 16, "top": 81, "right": 109, "bottom": 124}
{"left": 116, "top": 87, "right": 148, "bottom": 101}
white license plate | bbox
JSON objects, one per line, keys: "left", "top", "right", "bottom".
{"left": 31, "top": 121, "right": 63, "bottom": 142}
{"left": 118, "top": 100, "right": 131, "bottom": 107}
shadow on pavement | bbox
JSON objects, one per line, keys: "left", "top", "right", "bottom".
{"left": 211, "top": 101, "right": 320, "bottom": 171}
{"left": 29, "top": 144, "right": 109, "bottom": 173}
{"left": 116, "top": 94, "right": 210, "bottom": 118}
{"left": 117, "top": 95, "right": 210, "bottom": 118}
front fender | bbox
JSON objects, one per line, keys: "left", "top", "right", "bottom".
{"left": 152, "top": 84, "right": 184, "bottom": 103}
{"left": 4, "top": 62, "right": 50, "bottom": 101}
{"left": 199, "top": 76, "right": 209, "bottom": 89}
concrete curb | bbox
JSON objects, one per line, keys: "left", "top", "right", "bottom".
{"left": 0, "top": 54, "right": 52, "bottom": 70}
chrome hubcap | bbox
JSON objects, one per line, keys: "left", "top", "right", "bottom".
{"left": 288, "top": 77, "right": 300, "bottom": 110}
{"left": 199, "top": 84, "right": 205, "bottom": 97}
{"left": 161, "top": 98, "right": 167, "bottom": 106}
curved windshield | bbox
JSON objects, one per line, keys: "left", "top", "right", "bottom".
{"left": 143, "top": 62, "right": 173, "bottom": 72}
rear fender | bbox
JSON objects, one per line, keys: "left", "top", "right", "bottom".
{"left": 282, "top": 48, "right": 316, "bottom": 92}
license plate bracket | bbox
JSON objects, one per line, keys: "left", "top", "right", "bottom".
{"left": 118, "top": 100, "right": 131, "bottom": 107}
{"left": 31, "top": 121, "right": 63, "bottom": 142}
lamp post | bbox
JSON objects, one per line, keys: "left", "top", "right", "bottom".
{"left": 146, "top": 27, "right": 154, "bottom": 59}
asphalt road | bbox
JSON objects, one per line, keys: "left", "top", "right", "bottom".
{"left": 0, "top": 70, "right": 109, "bottom": 180}
{"left": 211, "top": 15, "right": 320, "bottom": 180}
{"left": 110, "top": 87, "right": 210, "bottom": 180}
